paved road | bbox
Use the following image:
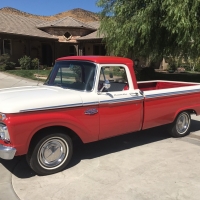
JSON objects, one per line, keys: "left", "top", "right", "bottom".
{"left": 1, "top": 72, "right": 200, "bottom": 200}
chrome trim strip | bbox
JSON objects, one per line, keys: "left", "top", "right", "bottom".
{"left": 145, "top": 89, "right": 200, "bottom": 99}
{"left": 100, "top": 96, "right": 144, "bottom": 104}
{"left": 0, "top": 145, "right": 16, "bottom": 160}
{"left": 83, "top": 102, "right": 99, "bottom": 106}
{"left": 20, "top": 102, "right": 99, "bottom": 112}
{"left": 20, "top": 103, "right": 82, "bottom": 112}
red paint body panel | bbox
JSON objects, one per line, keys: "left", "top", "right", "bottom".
{"left": 142, "top": 92, "right": 200, "bottom": 130}
{"left": 4, "top": 106, "right": 99, "bottom": 155}
{"left": 138, "top": 81, "right": 198, "bottom": 91}
{"left": 99, "top": 100, "right": 143, "bottom": 139}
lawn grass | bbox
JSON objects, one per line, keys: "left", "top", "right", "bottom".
{"left": 4, "top": 70, "right": 51, "bottom": 82}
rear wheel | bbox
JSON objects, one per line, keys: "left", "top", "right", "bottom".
{"left": 169, "top": 111, "right": 191, "bottom": 137}
{"left": 27, "top": 132, "right": 73, "bottom": 175}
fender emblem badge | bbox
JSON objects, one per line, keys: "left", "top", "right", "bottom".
{"left": 85, "top": 108, "right": 98, "bottom": 115}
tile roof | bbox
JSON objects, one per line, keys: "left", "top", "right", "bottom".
{"left": 37, "top": 16, "right": 96, "bottom": 30}
{"left": 86, "top": 21, "right": 100, "bottom": 29}
{"left": 0, "top": 11, "right": 56, "bottom": 39}
{"left": 77, "top": 30, "right": 104, "bottom": 40}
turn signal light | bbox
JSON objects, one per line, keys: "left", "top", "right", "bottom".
{"left": 0, "top": 114, "right": 6, "bottom": 121}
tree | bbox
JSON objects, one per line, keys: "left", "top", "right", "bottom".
{"left": 97, "top": 0, "right": 200, "bottom": 62}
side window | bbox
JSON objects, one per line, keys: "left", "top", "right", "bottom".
{"left": 3, "top": 39, "right": 12, "bottom": 55}
{"left": 98, "top": 66, "right": 129, "bottom": 92}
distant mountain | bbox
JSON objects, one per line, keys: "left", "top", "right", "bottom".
{"left": 0, "top": 7, "right": 100, "bottom": 22}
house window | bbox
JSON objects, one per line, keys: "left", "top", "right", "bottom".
{"left": 64, "top": 32, "right": 71, "bottom": 40}
{"left": 3, "top": 39, "right": 12, "bottom": 55}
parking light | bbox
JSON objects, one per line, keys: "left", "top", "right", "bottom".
{"left": 0, "top": 113, "right": 6, "bottom": 121}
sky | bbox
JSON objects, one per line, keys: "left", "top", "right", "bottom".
{"left": 0, "top": 0, "right": 102, "bottom": 16}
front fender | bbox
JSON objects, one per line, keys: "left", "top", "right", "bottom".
{"left": 6, "top": 108, "right": 99, "bottom": 155}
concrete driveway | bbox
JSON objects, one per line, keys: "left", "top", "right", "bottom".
{"left": 0, "top": 72, "right": 43, "bottom": 89}
{"left": 1, "top": 72, "right": 200, "bottom": 200}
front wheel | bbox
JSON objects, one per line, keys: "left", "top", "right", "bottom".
{"left": 27, "top": 132, "right": 73, "bottom": 175}
{"left": 169, "top": 111, "right": 191, "bottom": 137}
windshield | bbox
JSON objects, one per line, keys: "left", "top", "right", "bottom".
{"left": 45, "top": 60, "right": 97, "bottom": 91}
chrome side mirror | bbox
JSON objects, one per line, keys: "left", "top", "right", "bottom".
{"left": 99, "top": 80, "right": 111, "bottom": 93}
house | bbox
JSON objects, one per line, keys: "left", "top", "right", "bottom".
{"left": 0, "top": 11, "right": 105, "bottom": 66}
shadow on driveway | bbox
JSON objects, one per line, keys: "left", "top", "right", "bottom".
{"left": 190, "top": 119, "right": 200, "bottom": 132}
{"left": 1, "top": 119, "right": 200, "bottom": 179}
{"left": 0, "top": 125, "right": 170, "bottom": 179}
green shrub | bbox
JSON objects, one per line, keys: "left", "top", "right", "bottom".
{"left": 31, "top": 58, "right": 39, "bottom": 69}
{"left": 0, "top": 64, "right": 7, "bottom": 71}
{"left": 194, "top": 64, "right": 200, "bottom": 72}
{"left": 39, "top": 65, "right": 47, "bottom": 70}
{"left": 0, "top": 54, "right": 15, "bottom": 71}
{"left": 4, "top": 62, "right": 15, "bottom": 70}
{"left": 182, "top": 65, "right": 191, "bottom": 71}
{"left": 168, "top": 63, "right": 177, "bottom": 72}
{"left": 0, "top": 54, "right": 9, "bottom": 67}
{"left": 18, "top": 55, "right": 31, "bottom": 69}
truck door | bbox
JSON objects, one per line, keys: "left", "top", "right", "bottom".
{"left": 97, "top": 65, "right": 144, "bottom": 140}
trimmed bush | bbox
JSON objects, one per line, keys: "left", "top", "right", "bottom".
{"left": 182, "top": 65, "right": 191, "bottom": 71}
{"left": 31, "top": 58, "right": 39, "bottom": 69}
{"left": 194, "top": 64, "right": 200, "bottom": 72}
{"left": 0, "top": 54, "right": 15, "bottom": 71}
{"left": 167, "top": 63, "right": 177, "bottom": 73}
{"left": 18, "top": 55, "right": 31, "bottom": 69}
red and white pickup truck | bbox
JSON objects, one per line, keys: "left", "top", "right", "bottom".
{"left": 1, "top": 56, "right": 200, "bottom": 175}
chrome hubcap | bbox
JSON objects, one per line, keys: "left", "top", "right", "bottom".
{"left": 38, "top": 137, "right": 69, "bottom": 170}
{"left": 176, "top": 113, "right": 190, "bottom": 134}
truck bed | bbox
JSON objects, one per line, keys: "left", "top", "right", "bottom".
{"left": 138, "top": 80, "right": 200, "bottom": 131}
{"left": 138, "top": 80, "right": 198, "bottom": 91}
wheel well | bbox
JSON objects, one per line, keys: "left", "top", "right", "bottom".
{"left": 29, "top": 126, "right": 83, "bottom": 151}
{"left": 173, "top": 109, "right": 196, "bottom": 122}
{"left": 184, "top": 109, "right": 196, "bottom": 115}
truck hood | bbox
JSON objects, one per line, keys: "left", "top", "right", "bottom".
{"left": 0, "top": 86, "right": 83, "bottom": 113}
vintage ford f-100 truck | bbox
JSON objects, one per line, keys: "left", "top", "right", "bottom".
{"left": 0, "top": 56, "right": 200, "bottom": 175}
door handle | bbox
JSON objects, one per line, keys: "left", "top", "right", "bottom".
{"left": 130, "top": 92, "right": 138, "bottom": 96}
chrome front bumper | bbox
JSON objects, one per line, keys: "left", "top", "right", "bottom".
{"left": 0, "top": 144, "right": 16, "bottom": 160}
